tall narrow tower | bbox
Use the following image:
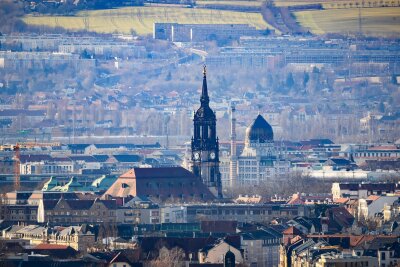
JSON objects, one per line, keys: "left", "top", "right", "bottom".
{"left": 191, "top": 66, "right": 222, "bottom": 198}
{"left": 229, "top": 103, "right": 237, "bottom": 188}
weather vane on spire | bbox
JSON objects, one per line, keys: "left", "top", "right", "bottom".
{"left": 203, "top": 65, "right": 207, "bottom": 76}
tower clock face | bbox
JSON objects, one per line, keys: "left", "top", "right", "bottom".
{"left": 194, "top": 152, "right": 200, "bottom": 160}
{"left": 210, "top": 152, "right": 216, "bottom": 160}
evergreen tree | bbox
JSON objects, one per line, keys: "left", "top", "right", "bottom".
{"left": 286, "top": 72, "right": 294, "bottom": 88}
{"left": 303, "top": 71, "right": 310, "bottom": 87}
{"left": 377, "top": 102, "right": 385, "bottom": 113}
{"left": 391, "top": 74, "right": 398, "bottom": 85}
{"left": 165, "top": 71, "right": 172, "bottom": 81}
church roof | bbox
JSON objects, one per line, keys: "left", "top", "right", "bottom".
{"left": 246, "top": 114, "right": 274, "bottom": 143}
{"left": 103, "top": 167, "right": 215, "bottom": 202}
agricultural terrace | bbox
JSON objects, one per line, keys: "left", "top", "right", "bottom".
{"left": 196, "top": 1, "right": 262, "bottom": 7}
{"left": 23, "top": 6, "right": 272, "bottom": 35}
{"left": 295, "top": 7, "right": 400, "bottom": 36}
{"left": 274, "top": 0, "right": 400, "bottom": 8}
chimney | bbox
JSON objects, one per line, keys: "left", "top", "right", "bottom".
{"left": 229, "top": 103, "right": 237, "bottom": 188}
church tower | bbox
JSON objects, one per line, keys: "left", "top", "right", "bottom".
{"left": 191, "top": 66, "right": 222, "bottom": 198}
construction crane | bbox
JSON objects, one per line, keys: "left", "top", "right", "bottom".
{"left": 12, "top": 142, "right": 60, "bottom": 191}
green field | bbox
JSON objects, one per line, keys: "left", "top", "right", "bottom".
{"left": 23, "top": 6, "right": 272, "bottom": 35}
{"left": 295, "top": 7, "right": 400, "bottom": 36}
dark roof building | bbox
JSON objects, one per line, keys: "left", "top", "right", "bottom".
{"left": 113, "top": 154, "right": 142, "bottom": 163}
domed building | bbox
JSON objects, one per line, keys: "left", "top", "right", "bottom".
{"left": 245, "top": 114, "right": 274, "bottom": 146}
{"left": 234, "top": 114, "right": 290, "bottom": 186}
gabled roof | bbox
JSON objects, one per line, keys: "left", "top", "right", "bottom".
{"left": 67, "top": 144, "right": 90, "bottom": 150}
{"left": 287, "top": 197, "right": 305, "bottom": 205}
{"left": 33, "top": 243, "right": 72, "bottom": 250}
{"left": 19, "top": 154, "right": 52, "bottom": 163}
{"left": 127, "top": 167, "right": 200, "bottom": 179}
{"left": 103, "top": 167, "right": 215, "bottom": 202}
{"left": 45, "top": 197, "right": 93, "bottom": 210}
{"left": 358, "top": 236, "right": 398, "bottom": 251}
{"left": 199, "top": 238, "right": 240, "bottom": 253}
{"left": 327, "top": 206, "right": 354, "bottom": 229}
{"left": 283, "top": 226, "right": 303, "bottom": 235}
{"left": 268, "top": 224, "right": 287, "bottom": 234}
{"left": 92, "top": 155, "right": 110, "bottom": 162}
{"left": 98, "top": 199, "right": 117, "bottom": 209}
{"left": 63, "top": 199, "right": 94, "bottom": 210}
{"left": 43, "top": 200, "right": 58, "bottom": 209}
{"left": 69, "top": 155, "right": 99, "bottom": 162}
{"left": 113, "top": 154, "right": 141, "bottom": 163}
{"left": 366, "top": 195, "right": 380, "bottom": 201}
{"left": 241, "top": 229, "right": 277, "bottom": 240}
{"left": 326, "top": 158, "right": 352, "bottom": 166}
{"left": 292, "top": 239, "right": 316, "bottom": 254}
{"left": 88, "top": 251, "right": 130, "bottom": 263}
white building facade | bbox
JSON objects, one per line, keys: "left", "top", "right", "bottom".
{"left": 236, "top": 115, "right": 290, "bottom": 186}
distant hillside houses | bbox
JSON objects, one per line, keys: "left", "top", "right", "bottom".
{"left": 153, "top": 23, "right": 262, "bottom": 43}
{"left": 0, "top": 142, "right": 180, "bottom": 175}
{"left": 0, "top": 34, "right": 146, "bottom": 58}
{"left": 18, "top": 152, "right": 180, "bottom": 175}
{"left": 206, "top": 36, "right": 400, "bottom": 68}
{"left": 0, "top": 51, "right": 95, "bottom": 71}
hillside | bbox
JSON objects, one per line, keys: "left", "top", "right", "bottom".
{"left": 23, "top": 6, "right": 272, "bottom": 35}
{"left": 295, "top": 7, "right": 400, "bottom": 36}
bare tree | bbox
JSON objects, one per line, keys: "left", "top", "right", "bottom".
{"left": 226, "top": 172, "right": 331, "bottom": 200}
{"left": 148, "top": 246, "right": 186, "bottom": 267}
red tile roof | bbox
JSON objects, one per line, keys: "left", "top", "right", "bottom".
{"left": 368, "top": 145, "right": 398, "bottom": 151}
{"left": 367, "top": 195, "right": 380, "bottom": 201}
{"left": 287, "top": 197, "right": 305, "bottom": 205}
{"left": 283, "top": 226, "right": 303, "bottom": 235}
{"left": 103, "top": 167, "right": 215, "bottom": 202}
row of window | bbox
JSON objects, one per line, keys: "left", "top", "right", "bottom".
{"left": 52, "top": 218, "right": 115, "bottom": 223}
{"left": 145, "top": 194, "right": 206, "bottom": 199}
{"left": 239, "top": 161, "right": 257, "bottom": 166}
{"left": 47, "top": 211, "right": 114, "bottom": 216}
{"left": 355, "top": 152, "right": 396, "bottom": 157}
{"left": 9, "top": 210, "right": 36, "bottom": 214}
{"left": 9, "top": 216, "right": 36, "bottom": 220}
{"left": 187, "top": 209, "right": 298, "bottom": 216}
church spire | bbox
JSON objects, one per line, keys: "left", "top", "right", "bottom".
{"left": 201, "top": 65, "right": 209, "bottom": 106}
{"left": 191, "top": 65, "right": 222, "bottom": 198}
